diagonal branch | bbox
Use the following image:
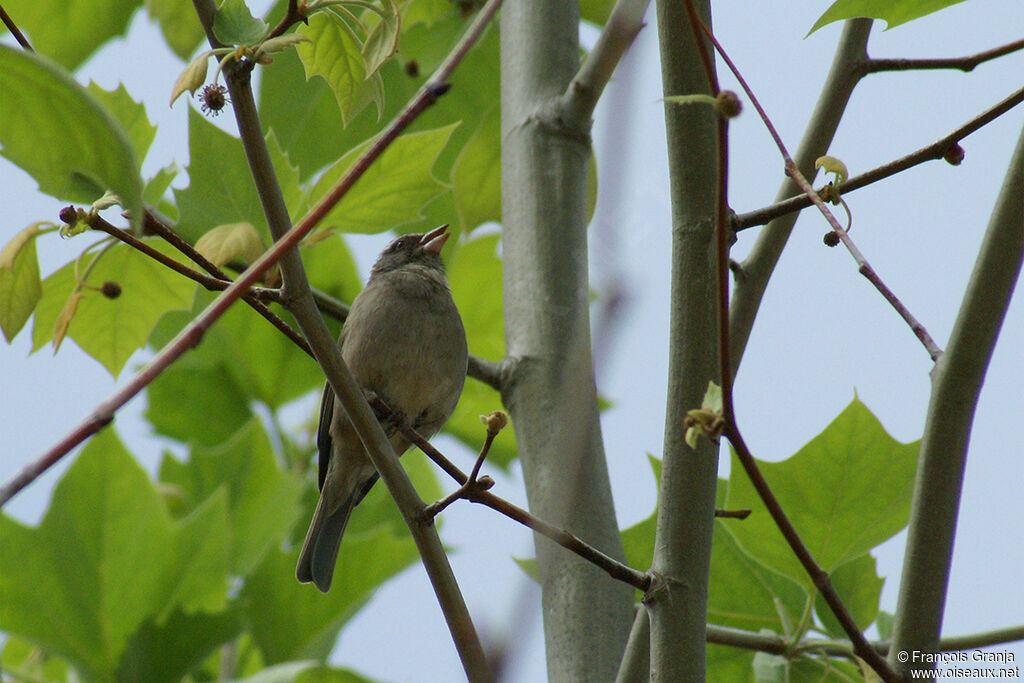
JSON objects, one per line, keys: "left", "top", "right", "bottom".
{"left": 372, "top": 396, "right": 653, "bottom": 591}
{"left": 888, "top": 113, "right": 1024, "bottom": 676}
{"left": 0, "top": 3, "right": 33, "bottom": 51}
{"left": 733, "top": 84, "right": 1024, "bottom": 231}
{"left": 558, "top": 0, "right": 650, "bottom": 128}
{"left": 90, "top": 214, "right": 314, "bottom": 355}
{"left": 707, "top": 22, "right": 941, "bottom": 362}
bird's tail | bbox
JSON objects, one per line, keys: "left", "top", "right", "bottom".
{"left": 296, "top": 470, "right": 379, "bottom": 593}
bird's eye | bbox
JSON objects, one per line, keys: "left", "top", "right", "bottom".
{"left": 392, "top": 239, "right": 406, "bottom": 251}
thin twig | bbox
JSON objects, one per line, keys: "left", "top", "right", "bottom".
{"left": 707, "top": 622, "right": 1024, "bottom": 658}
{"left": 733, "top": 84, "right": 1024, "bottom": 231}
{"left": 92, "top": 214, "right": 315, "bottom": 356}
{"left": 866, "top": 38, "right": 1024, "bottom": 73}
{"left": 375, "top": 396, "right": 652, "bottom": 592}
{"left": 0, "top": 3, "right": 33, "bottom": 51}
{"left": 265, "top": 0, "right": 306, "bottom": 41}
{"left": 707, "top": 22, "right": 942, "bottom": 363}
{"left": 685, "top": 11, "right": 900, "bottom": 681}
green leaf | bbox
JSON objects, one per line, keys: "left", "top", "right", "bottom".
{"left": 0, "top": 223, "right": 44, "bottom": 342}
{"left": 236, "top": 662, "right": 379, "bottom": 683}
{"left": 723, "top": 397, "right": 919, "bottom": 590}
{"left": 876, "top": 610, "right": 894, "bottom": 640}
{"left": 146, "top": 352, "right": 255, "bottom": 445}
{"left": 86, "top": 82, "right": 157, "bottom": 164}
{"left": 580, "top": 0, "right": 617, "bottom": 25}
{"left": 814, "top": 552, "right": 883, "bottom": 638}
{"left": 173, "top": 111, "right": 303, "bottom": 244}
{"left": 31, "top": 240, "right": 195, "bottom": 375}
{"left": 808, "top": 0, "right": 967, "bottom": 33}
{"left": 309, "top": 125, "right": 455, "bottom": 234}
{"left": 452, "top": 106, "right": 501, "bottom": 232}
{"left": 242, "top": 530, "right": 419, "bottom": 664}
{"left": 791, "top": 654, "right": 865, "bottom": 681}
{"left": 444, "top": 234, "right": 517, "bottom": 467}
{"left": 0, "top": 47, "right": 144, "bottom": 227}
{"left": 362, "top": 0, "right": 402, "bottom": 76}
{"left": 260, "top": 51, "right": 412, "bottom": 181}
{"left": 0, "top": 0, "right": 141, "bottom": 70}
{"left": 145, "top": 0, "right": 206, "bottom": 60}
{"left": 194, "top": 221, "right": 266, "bottom": 269}
{"left": 115, "top": 606, "right": 243, "bottom": 683}
{"left": 174, "top": 107, "right": 269, "bottom": 243}
{"left": 709, "top": 515, "right": 808, "bottom": 634}
{"left": 143, "top": 162, "right": 179, "bottom": 207}
{"left": 1, "top": 636, "right": 70, "bottom": 683}
{"left": 158, "top": 419, "right": 305, "bottom": 575}
{"left": 301, "top": 233, "right": 364, "bottom": 308}
{"left": 148, "top": 286, "right": 322, "bottom": 416}
{"left": 0, "top": 429, "right": 230, "bottom": 680}
{"left": 706, "top": 643, "right": 755, "bottom": 682}
{"left": 402, "top": 0, "right": 454, "bottom": 28}
{"left": 297, "top": 11, "right": 384, "bottom": 126}
{"left": 213, "top": 0, "right": 270, "bottom": 44}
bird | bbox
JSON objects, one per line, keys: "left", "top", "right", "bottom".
{"left": 297, "top": 224, "right": 468, "bottom": 593}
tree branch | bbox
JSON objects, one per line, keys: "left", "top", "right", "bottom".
{"left": 866, "top": 38, "right": 1024, "bottom": 73}
{"left": 0, "top": 3, "right": 33, "bottom": 52}
{"left": 558, "top": 0, "right": 650, "bottom": 129}
{"left": 501, "top": 0, "right": 636, "bottom": 676}
{"left": 693, "top": 16, "right": 898, "bottom": 681}
{"left": 727, "top": 19, "right": 871, "bottom": 374}
{"left": 733, "top": 84, "right": 1024, "bottom": 232}
{"left": 889, "top": 113, "right": 1024, "bottom": 677}
{"left": 89, "top": 214, "right": 315, "bottom": 356}
{"left": 708, "top": 21, "right": 941, "bottom": 363}
{"left": 374, "top": 396, "right": 652, "bottom": 592}
{"left": 645, "top": 0, "right": 721, "bottom": 678}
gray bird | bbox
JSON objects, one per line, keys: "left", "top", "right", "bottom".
{"left": 297, "top": 224, "right": 468, "bottom": 593}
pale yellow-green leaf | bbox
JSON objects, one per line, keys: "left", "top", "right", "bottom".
{"left": 170, "top": 51, "right": 213, "bottom": 107}
{"left": 362, "top": 0, "right": 402, "bottom": 76}
{"left": 309, "top": 125, "right": 456, "bottom": 234}
{"left": 702, "top": 381, "right": 723, "bottom": 412}
{"left": 194, "top": 222, "right": 265, "bottom": 269}
{"left": 0, "top": 224, "right": 46, "bottom": 342}
{"left": 32, "top": 241, "right": 195, "bottom": 376}
{"left": 815, "top": 155, "right": 848, "bottom": 185}
{"left": 0, "top": 223, "right": 44, "bottom": 270}
{"left": 52, "top": 291, "right": 84, "bottom": 353}
{"left": 254, "top": 33, "right": 312, "bottom": 61}
{"left": 297, "top": 11, "right": 384, "bottom": 125}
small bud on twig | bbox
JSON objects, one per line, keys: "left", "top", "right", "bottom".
{"left": 943, "top": 143, "right": 965, "bottom": 166}
{"left": 101, "top": 281, "right": 122, "bottom": 299}
{"left": 716, "top": 90, "right": 742, "bottom": 118}
{"left": 480, "top": 410, "right": 509, "bottom": 436}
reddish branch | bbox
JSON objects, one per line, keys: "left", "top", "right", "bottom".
{"left": 679, "top": 4, "right": 902, "bottom": 680}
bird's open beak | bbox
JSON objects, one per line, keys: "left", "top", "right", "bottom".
{"left": 421, "top": 224, "right": 450, "bottom": 255}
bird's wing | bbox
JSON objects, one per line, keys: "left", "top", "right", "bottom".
{"left": 316, "top": 380, "right": 334, "bottom": 491}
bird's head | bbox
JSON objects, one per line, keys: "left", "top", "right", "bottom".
{"left": 370, "top": 224, "right": 451, "bottom": 279}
